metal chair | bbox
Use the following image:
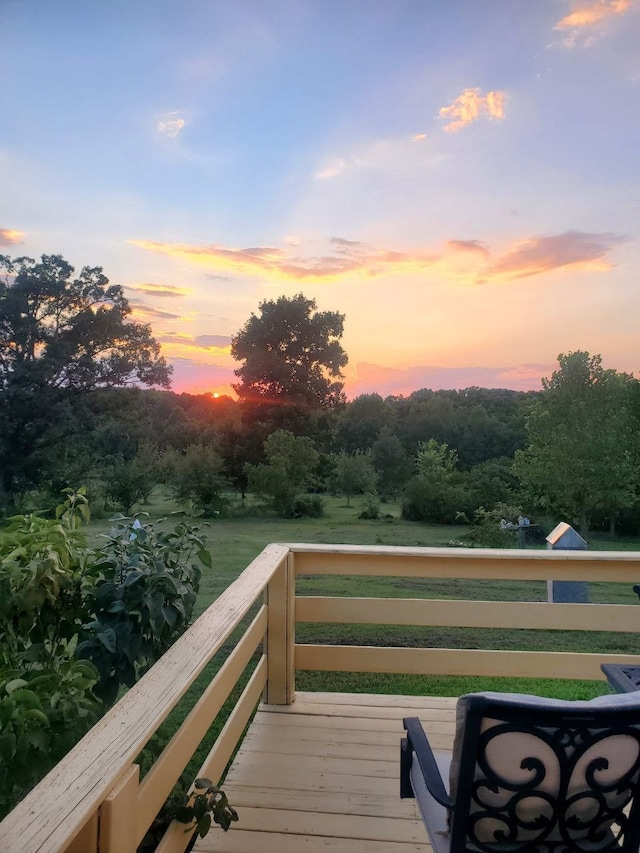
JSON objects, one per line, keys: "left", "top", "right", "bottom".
{"left": 401, "top": 691, "right": 640, "bottom": 852}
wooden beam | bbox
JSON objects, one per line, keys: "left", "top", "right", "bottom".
{"left": 296, "top": 596, "right": 640, "bottom": 632}
{"left": 295, "top": 644, "right": 640, "bottom": 680}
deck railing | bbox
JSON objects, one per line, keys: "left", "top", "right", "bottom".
{"left": 2, "top": 544, "right": 640, "bottom": 853}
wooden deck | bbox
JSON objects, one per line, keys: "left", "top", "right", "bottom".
{"left": 196, "top": 691, "right": 458, "bottom": 853}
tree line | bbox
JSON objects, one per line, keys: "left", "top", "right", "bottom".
{"left": 2, "top": 254, "right": 640, "bottom": 537}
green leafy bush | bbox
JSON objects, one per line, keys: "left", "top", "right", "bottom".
{"left": 0, "top": 492, "right": 212, "bottom": 817}
{"left": 78, "top": 514, "right": 209, "bottom": 705}
{"left": 290, "top": 495, "right": 325, "bottom": 518}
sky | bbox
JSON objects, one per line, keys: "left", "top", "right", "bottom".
{"left": 1, "top": 0, "right": 639, "bottom": 398}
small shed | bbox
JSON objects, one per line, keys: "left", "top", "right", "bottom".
{"left": 546, "top": 522, "right": 587, "bottom": 551}
{"left": 546, "top": 522, "right": 589, "bottom": 603}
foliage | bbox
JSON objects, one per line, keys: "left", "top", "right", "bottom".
{"left": 0, "top": 254, "right": 171, "bottom": 504}
{"left": 0, "top": 489, "right": 213, "bottom": 817}
{"left": 0, "top": 496, "right": 102, "bottom": 816}
{"left": 371, "top": 426, "right": 411, "bottom": 499}
{"left": 358, "top": 499, "right": 381, "bottom": 520}
{"left": 335, "top": 393, "right": 390, "bottom": 453}
{"left": 175, "top": 777, "right": 238, "bottom": 842}
{"left": 514, "top": 352, "right": 639, "bottom": 536}
{"left": 246, "top": 430, "right": 320, "bottom": 517}
{"left": 465, "top": 503, "right": 524, "bottom": 548}
{"left": 467, "top": 457, "right": 518, "bottom": 510}
{"left": 103, "top": 454, "right": 157, "bottom": 513}
{"left": 78, "top": 515, "right": 209, "bottom": 705}
{"left": 164, "top": 443, "right": 228, "bottom": 516}
{"left": 402, "top": 439, "right": 468, "bottom": 523}
{"left": 291, "top": 494, "right": 325, "bottom": 518}
{"left": 329, "top": 451, "right": 377, "bottom": 505}
{"left": 231, "top": 293, "right": 347, "bottom": 410}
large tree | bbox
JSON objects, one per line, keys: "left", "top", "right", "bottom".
{"left": 0, "top": 254, "right": 171, "bottom": 501}
{"left": 514, "top": 352, "right": 639, "bottom": 536}
{"left": 231, "top": 293, "right": 347, "bottom": 410}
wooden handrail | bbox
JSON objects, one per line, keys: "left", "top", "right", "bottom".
{"left": 0, "top": 543, "right": 289, "bottom": 853}
{"left": 2, "top": 542, "right": 640, "bottom": 853}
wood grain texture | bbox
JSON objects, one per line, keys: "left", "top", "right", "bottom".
{"left": 296, "top": 596, "right": 640, "bottom": 632}
{"left": 193, "top": 691, "right": 439, "bottom": 852}
{"left": 295, "top": 644, "right": 640, "bottom": 680}
{"left": 287, "top": 543, "right": 640, "bottom": 581}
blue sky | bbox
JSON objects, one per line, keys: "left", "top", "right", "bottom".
{"left": 2, "top": 0, "right": 639, "bottom": 396}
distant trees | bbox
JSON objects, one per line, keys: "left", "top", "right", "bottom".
{"left": 330, "top": 451, "right": 377, "bottom": 505}
{"left": 164, "top": 444, "right": 228, "bottom": 516}
{"left": 515, "top": 352, "right": 639, "bottom": 536}
{"left": 246, "top": 430, "right": 320, "bottom": 516}
{"left": 371, "top": 427, "right": 411, "bottom": 500}
{"left": 0, "top": 254, "right": 171, "bottom": 504}
{"left": 402, "top": 439, "right": 468, "bottom": 523}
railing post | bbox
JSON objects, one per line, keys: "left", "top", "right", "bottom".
{"left": 99, "top": 764, "right": 140, "bottom": 853}
{"left": 265, "top": 551, "right": 295, "bottom": 704}
{"left": 65, "top": 811, "right": 99, "bottom": 853}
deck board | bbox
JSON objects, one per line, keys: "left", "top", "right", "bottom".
{"left": 195, "top": 692, "right": 457, "bottom": 852}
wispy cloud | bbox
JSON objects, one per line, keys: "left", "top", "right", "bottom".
{"left": 553, "top": 0, "right": 636, "bottom": 46}
{"left": 312, "top": 133, "right": 440, "bottom": 181}
{"left": 439, "top": 89, "right": 506, "bottom": 133}
{"left": 130, "top": 229, "right": 623, "bottom": 285}
{"left": 128, "top": 298, "right": 182, "bottom": 320}
{"left": 0, "top": 228, "right": 25, "bottom": 246}
{"left": 130, "top": 236, "right": 440, "bottom": 280}
{"left": 483, "top": 230, "right": 625, "bottom": 282}
{"left": 157, "top": 112, "right": 187, "bottom": 138}
{"left": 126, "top": 283, "right": 189, "bottom": 298}
{"left": 447, "top": 239, "right": 490, "bottom": 257}
{"left": 555, "top": 0, "right": 634, "bottom": 30}
{"left": 193, "top": 334, "right": 232, "bottom": 349}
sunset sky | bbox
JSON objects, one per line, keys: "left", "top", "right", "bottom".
{"left": 2, "top": 0, "right": 639, "bottom": 398}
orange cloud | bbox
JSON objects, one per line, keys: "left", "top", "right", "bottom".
{"left": 484, "top": 230, "right": 625, "bottom": 282}
{"left": 129, "top": 237, "right": 441, "bottom": 281}
{"left": 439, "top": 88, "right": 506, "bottom": 133}
{"left": 447, "top": 239, "right": 490, "bottom": 257}
{"left": 126, "top": 283, "right": 190, "bottom": 298}
{"left": 130, "top": 230, "right": 623, "bottom": 286}
{"left": 555, "top": 0, "right": 633, "bottom": 29}
{"left": 0, "top": 228, "right": 25, "bottom": 246}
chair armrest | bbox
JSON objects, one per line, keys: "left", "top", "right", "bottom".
{"left": 401, "top": 716, "right": 453, "bottom": 809}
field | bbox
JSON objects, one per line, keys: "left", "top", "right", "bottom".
{"left": 90, "top": 490, "right": 640, "bottom": 755}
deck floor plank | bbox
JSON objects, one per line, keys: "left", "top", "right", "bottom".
{"left": 194, "top": 691, "right": 458, "bottom": 853}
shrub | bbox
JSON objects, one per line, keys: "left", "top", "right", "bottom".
{"left": 164, "top": 444, "right": 228, "bottom": 516}
{"left": 0, "top": 491, "right": 212, "bottom": 817}
{"left": 290, "top": 495, "right": 325, "bottom": 518}
{"left": 358, "top": 499, "right": 381, "bottom": 520}
{"left": 78, "top": 515, "right": 210, "bottom": 705}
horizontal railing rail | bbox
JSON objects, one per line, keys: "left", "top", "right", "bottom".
{"left": 2, "top": 542, "right": 640, "bottom": 852}
{"left": 289, "top": 544, "right": 640, "bottom": 683}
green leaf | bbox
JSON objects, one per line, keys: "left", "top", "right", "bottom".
{"left": 5, "top": 678, "right": 28, "bottom": 694}
{"left": 197, "top": 548, "right": 212, "bottom": 569}
{"left": 97, "top": 629, "right": 117, "bottom": 653}
{"left": 174, "top": 806, "right": 195, "bottom": 824}
{"left": 197, "top": 813, "right": 212, "bottom": 838}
